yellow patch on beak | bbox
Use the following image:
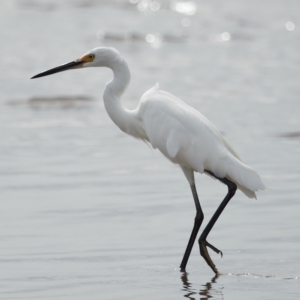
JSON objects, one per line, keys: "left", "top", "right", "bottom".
{"left": 79, "top": 54, "right": 95, "bottom": 63}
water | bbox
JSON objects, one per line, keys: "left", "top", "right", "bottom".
{"left": 1, "top": 1, "right": 300, "bottom": 299}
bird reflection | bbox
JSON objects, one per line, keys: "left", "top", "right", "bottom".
{"left": 181, "top": 272, "right": 222, "bottom": 300}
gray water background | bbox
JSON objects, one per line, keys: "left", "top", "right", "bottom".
{"left": 0, "top": 0, "right": 299, "bottom": 299}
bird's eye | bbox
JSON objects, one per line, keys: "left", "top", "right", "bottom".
{"left": 89, "top": 54, "right": 95, "bottom": 60}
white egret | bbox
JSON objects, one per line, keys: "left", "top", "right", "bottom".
{"left": 31, "top": 47, "right": 265, "bottom": 274}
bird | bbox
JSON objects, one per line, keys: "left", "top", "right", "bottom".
{"left": 31, "top": 47, "right": 265, "bottom": 275}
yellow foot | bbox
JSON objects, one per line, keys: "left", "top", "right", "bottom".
{"left": 199, "top": 240, "right": 221, "bottom": 275}
{"left": 206, "top": 241, "right": 223, "bottom": 257}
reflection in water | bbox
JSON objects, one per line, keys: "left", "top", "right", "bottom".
{"left": 181, "top": 272, "right": 223, "bottom": 300}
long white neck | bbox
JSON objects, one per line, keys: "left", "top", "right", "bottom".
{"left": 103, "top": 56, "right": 140, "bottom": 137}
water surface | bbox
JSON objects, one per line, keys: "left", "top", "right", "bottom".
{"left": 0, "top": 1, "right": 299, "bottom": 299}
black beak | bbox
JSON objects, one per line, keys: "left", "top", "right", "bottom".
{"left": 31, "top": 60, "right": 84, "bottom": 79}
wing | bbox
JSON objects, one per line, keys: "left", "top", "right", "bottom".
{"left": 139, "top": 84, "right": 235, "bottom": 171}
{"left": 137, "top": 85, "right": 265, "bottom": 197}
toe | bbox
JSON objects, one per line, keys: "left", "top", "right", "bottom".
{"left": 199, "top": 240, "right": 219, "bottom": 274}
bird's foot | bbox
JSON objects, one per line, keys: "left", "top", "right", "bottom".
{"left": 199, "top": 239, "right": 221, "bottom": 275}
{"left": 205, "top": 240, "right": 223, "bottom": 257}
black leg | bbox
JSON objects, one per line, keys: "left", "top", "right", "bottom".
{"left": 199, "top": 171, "right": 237, "bottom": 275}
{"left": 180, "top": 184, "right": 204, "bottom": 271}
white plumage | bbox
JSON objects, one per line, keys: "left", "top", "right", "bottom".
{"left": 138, "top": 84, "right": 265, "bottom": 198}
{"left": 32, "top": 47, "right": 265, "bottom": 274}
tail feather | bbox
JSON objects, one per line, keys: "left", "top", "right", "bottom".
{"left": 205, "top": 155, "right": 265, "bottom": 199}
{"left": 226, "top": 157, "right": 265, "bottom": 198}
{"left": 227, "top": 176, "right": 257, "bottom": 199}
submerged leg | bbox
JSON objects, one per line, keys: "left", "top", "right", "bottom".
{"left": 199, "top": 171, "right": 237, "bottom": 275}
{"left": 180, "top": 184, "right": 204, "bottom": 271}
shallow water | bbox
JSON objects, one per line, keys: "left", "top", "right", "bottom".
{"left": 1, "top": 1, "right": 300, "bottom": 299}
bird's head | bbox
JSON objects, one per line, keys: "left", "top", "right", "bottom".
{"left": 31, "top": 47, "right": 121, "bottom": 79}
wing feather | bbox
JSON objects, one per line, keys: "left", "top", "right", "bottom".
{"left": 138, "top": 86, "right": 265, "bottom": 197}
